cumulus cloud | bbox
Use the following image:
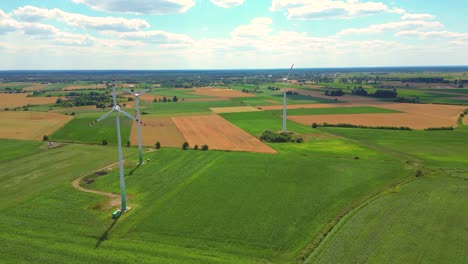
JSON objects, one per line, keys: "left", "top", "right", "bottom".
{"left": 401, "top": 13, "right": 436, "bottom": 21}
{"left": 14, "top": 6, "right": 150, "bottom": 32}
{"left": 210, "top": 0, "right": 244, "bottom": 8}
{"left": 231, "top": 17, "right": 273, "bottom": 38}
{"left": 0, "top": 9, "right": 10, "bottom": 19}
{"left": 270, "top": 0, "right": 401, "bottom": 20}
{"left": 21, "top": 22, "right": 59, "bottom": 35}
{"left": 117, "top": 30, "right": 193, "bottom": 44}
{"left": 396, "top": 30, "right": 468, "bottom": 40}
{"left": 72, "top": 0, "right": 195, "bottom": 15}
{"left": 338, "top": 20, "right": 443, "bottom": 35}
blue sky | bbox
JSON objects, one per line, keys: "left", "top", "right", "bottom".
{"left": 0, "top": 0, "right": 467, "bottom": 69}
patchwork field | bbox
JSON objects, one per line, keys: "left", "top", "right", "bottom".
{"left": 22, "top": 84, "right": 50, "bottom": 91}
{"left": 172, "top": 115, "right": 276, "bottom": 153}
{"left": 130, "top": 117, "right": 186, "bottom": 147}
{"left": 63, "top": 84, "right": 106, "bottom": 90}
{"left": 288, "top": 103, "right": 465, "bottom": 129}
{"left": 210, "top": 106, "right": 261, "bottom": 113}
{"left": 0, "top": 111, "right": 72, "bottom": 140}
{"left": 0, "top": 93, "right": 62, "bottom": 108}
{"left": 192, "top": 87, "right": 256, "bottom": 98}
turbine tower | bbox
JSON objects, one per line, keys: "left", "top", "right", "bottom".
{"left": 282, "top": 64, "right": 294, "bottom": 132}
{"left": 123, "top": 88, "right": 149, "bottom": 166}
{"left": 90, "top": 77, "right": 135, "bottom": 212}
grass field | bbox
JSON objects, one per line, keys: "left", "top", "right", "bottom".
{"left": 307, "top": 126, "right": 468, "bottom": 263}
{"left": 51, "top": 112, "right": 133, "bottom": 145}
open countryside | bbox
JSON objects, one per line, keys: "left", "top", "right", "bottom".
{"left": 1, "top": 0, "right": 468, "bottom": 263}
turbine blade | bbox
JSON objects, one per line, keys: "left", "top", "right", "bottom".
{"left": 138, "top": 89, "right": 150, "bottom": 95}
{"left": 119, "top": 109, "right": 136, "bottom": 121}
{"left": 122, "top": 88, "right": 133, "bottom": 94}
{"left": 90, "top": 109, "right": 114, "bottom": 125}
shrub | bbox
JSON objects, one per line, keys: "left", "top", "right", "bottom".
{"left": 126, "top": 141, "right": 131, "bottom": 147}
{"left": 155, "top": 141, "right": 161, "bottom": 149}
{"left": 182, "top": 142, "right": 189, "bottom": 150}
{"left": 295, "top": 137, "right": 304, "bottom": 143}
{"left": 260, "top": 130, "right": 303, "bottom": 143}
{"left": 42, "top": 135, "right": 49, "bottom": 141}
{"left": 425, "top": 127, "right": 454, "bottom": 131}
{"left": 193, "top": 144, "right": 198, "bottom": 150}
{"left": 102, "top": 139, "right": 108, "bottom": 145}
{"left": 201, "top": 145, "right": 209, "bottom": 151}
{"left": 312, "top": 122, "right": 318, "bottom": 128}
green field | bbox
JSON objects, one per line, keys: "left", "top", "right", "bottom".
{"left": 307, "top": 126, "right": 468, "bottom": 263}
{"left": 51, "top": 112, "right": 133, "bottom": 145}
{"left": 0, "top": 137, "right": 413, "bottom": 263}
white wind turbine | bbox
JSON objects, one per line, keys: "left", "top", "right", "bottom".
{"left": 123, "top": 88, "right": 149, "bottom": 166}
{"left": 90, "top": 77, "right": 135, "bottom": 212}
{"left": 282, "top": 64, "right": 294, "bottom": 132}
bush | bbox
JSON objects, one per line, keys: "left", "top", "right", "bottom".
{"left": 201, "top": 145, "right": 209, "bottom": 151}
{"left": 193, "top": 144, "right": 198, "bottom": 150}
{"left": 126, "top": 141, "right": 131, "bottom": 147}
{"left": 317, "top": 123, "right": 412, "bottom": 130}
{"left": 102, "top": 139, "right": 108, "bottom": 145}
{"left": 312, "top": 122, "right": 318, "bottom": 128}
{"left": 155, "top": 141, "right": 161, "bottom": 149}
{"left": 260, "top": 130, "right": 304, "bottom": 143}
{"left": 182, "top": 142, "right": 189, "bottom": 150}
{"left": 42, "top": 135, "right": 49, "bottom": 141}
{"left": 425, "top": 127, "right": 454, "bottom": 131}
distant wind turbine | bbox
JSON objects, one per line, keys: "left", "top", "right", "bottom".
{"left": 90, "top": 77, "right": 135, "bottom": 212}
{"left": 282, "top": 64, "right": 294, "bottom": 132}
{"left": 123, "top": 88, "right": 149, "bottom": 166}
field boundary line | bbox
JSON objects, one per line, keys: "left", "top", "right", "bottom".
{"left": 297, "top": 172, "right": 424, "bottom": 264}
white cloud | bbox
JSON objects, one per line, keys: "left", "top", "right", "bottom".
{"left": 338, "top": 20, "right": 443, "bottom": 35}
{"left": 402, "top": 13, "right": 435, "bottom": 21}
{"left": 72, "top": 0, "right": 195, "bottom": 15}
{"left": 270, "top": 0, "right": 400, "bottom": 20}
{"left": 21, "top": 22, "right": 59, "bottom": 35}
{"left": 231, "top": 17, "right": 273, "bottom": 38}
{"left": 396, "top": 30, "right": 468, "bottom": 40}
{"left": 210, "top": 0, "right": 244, "bottom": 8}
{"left": 14, "top": 6, "right": 150, "bottom": 32}
{"left": 117, "top": 30, "right": 193, "bottom": 44}
{"left": 0, "top": 9, "right": 10, "bottom": 19}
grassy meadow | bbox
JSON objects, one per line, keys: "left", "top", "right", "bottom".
{"left": 51, "top": 112, "right": 133, "bottom": 145}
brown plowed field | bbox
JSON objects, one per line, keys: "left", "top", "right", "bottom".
{"left": 0, "top": 93, "right": 63, "bottom": 109}
{"left": 172, "top": 115, "right": 276, "bottom": 153}
{"left": 210, "top": 106, "right": 261, "bottom": 113}
{"left": 288, "top": 103, "right": 466, "bottom": 129}
{"left": 192, "top": 87, "right": 256, "bottom": 98}
{"left": 0, "top": 111, "right": 72, "bottom": 140}
{"left": 23, "top": 84, "right": 49, "bottom": 91}
{"left": 130, "top": 117, "right": 186, "bottom": 147}
{"left": 63, "top": 84, "right": 106, "bottom": 90}
{"left": 123, "top": 94, "right": 161, "bottom": 103}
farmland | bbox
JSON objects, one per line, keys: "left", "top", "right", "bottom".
{"left": 0, "top": 68, "right": 467, "bottom": 263}
{"left": 0, "top": 93, "right": 63, "bottom": 109}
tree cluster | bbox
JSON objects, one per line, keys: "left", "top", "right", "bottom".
{"left": 260, "top": 130, "right": 304, "bottom": 143}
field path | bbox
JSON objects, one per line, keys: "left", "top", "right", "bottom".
{"left": 71, "top": 161, "right": 121, "bottom": 207}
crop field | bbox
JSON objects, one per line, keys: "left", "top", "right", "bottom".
{"left": 0, "top": 93, "right": 63, "bottom": 109}
{"left": 1, "top": 69, "right": 467, "bottom": 264}
{"left": 51, "top": 112, "right": 133, "bottom": 145}
{"left": 308, "top": 127, "right": 468, "bottom": 263}
{"left": 0, "top": 111, "right": 73, "bottom": 140}
{"left": 22, "top": 84, "right": 50, "bottom": 91}
{"left": 172, "top": 115, "right": 277, "bottom": 153}
{"left": 210, "top": 106, "right": 261, "bottom": 113}
{"left": 288, "top": 103, "right": 466, "bottom": 129}
{"left": 192, "top": 87, "right": 256, "bottom": 97}
{"left": 267, "top": 106, "right": 398, "bottom": 116}
{"left": 63, "top": 84, "right": 106, "bottom": 90}
{"left": 130, "top": 117, "right": 186, "bottom": 147}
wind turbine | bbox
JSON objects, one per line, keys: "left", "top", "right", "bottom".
{"left": 90, "top": 77, "right": 135, "bottom": 212}
{"left": 282, "top": 64, "right": 294, "bottom": 132}
{"left": 123, "top": 88, "right": 149, "bottom": 166}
